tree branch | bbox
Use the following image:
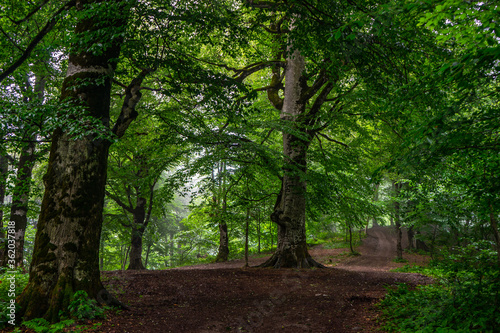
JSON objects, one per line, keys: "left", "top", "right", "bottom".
{"left": 316, "top": 132, "right": 349, "bottom": 148}
{"left": 0, "top": 0, "right": 76, "bottom": 83}
{"left": 105, "top": 189, "right": 134, "bottom": 214}
{"left": 112, "top": 68, "right": 153, "bottom": 138}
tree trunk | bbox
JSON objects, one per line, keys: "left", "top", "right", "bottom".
{"left": 17, "top": 0, "right": 129, "bottom": 322}
{"left": 144, "top": 243, "right": 152, "bottom": 269}
{"left": 11, "top": 139, "right": 36, "bottom": 268}
{"left": 0, "top": 153, "right": 9, "bottom": 264}
{"left": 407, "top": 224, "right": 415, "bottom": 250}
{"left": 348, "top": 225, "right": 354, "bottom": 254}
{"left": 215, "top": 220, "right": 229, "bottom": 262}
{"left": 489, "top": 205, "right": 500, "bottom": 266}
{"left": 122, "top": 245, "right": 130, "bottom": 271}
{"left": 244, "top": 207, "right": 250, "bottom": 267}
{"left": 215, "top": 162, "right": 230, "bottom": 262}
{"left": 393, "top": 181, "right": 403, "bottom": 260}
{"left": 99, "top": 237, "right": 104, "bottom": 271}
{"left": 371, "top": 183, "right": 380, "bottom": 226}
{"left": 259, "top": 48, "right": 323, "bottom": 268}
{"left": 257, "top": 208, "right": 261, "bottom": 254}
{"left": 128, "top": 229, "right": 145, "bottom": 270}
{"left": 127, "top": 197, "right": 147, "bottom": 270}
{"left": 169, "top": 232, "right": 175, "bottom": 267}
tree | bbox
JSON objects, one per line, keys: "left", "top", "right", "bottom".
{"left": 105, "top": 116, "right": 178, "bottom": 270}
{"left": 17, "top": 0, "right": 143, "bottom": 321}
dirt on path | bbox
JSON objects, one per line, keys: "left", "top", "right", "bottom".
{"left": 6, "top": 227, "right": 431, "bottom": 333}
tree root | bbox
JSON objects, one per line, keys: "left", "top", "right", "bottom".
{"left": 97, "top": 288, "right": 130, "bottom": 310}
{"left": 256, "top": 252, "right": 326, "bottom": 269}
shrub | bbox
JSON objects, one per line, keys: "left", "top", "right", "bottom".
{"left": 380, "top": 241, "right": 500, "bottom": 332}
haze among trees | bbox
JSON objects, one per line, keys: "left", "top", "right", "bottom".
{"left": 0, "top": 0, "right": 498, "bottom": 330}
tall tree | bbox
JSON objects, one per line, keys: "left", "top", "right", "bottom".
{"left": 9, "top": 73, "right": 46, "bottom": 268}
{"left": 17, "top": 0, "right": 144, "bottom": 321}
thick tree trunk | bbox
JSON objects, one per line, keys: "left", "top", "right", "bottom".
{"left": 11, "top": 139, "right": 36, "bottom": 268}
{"left": 259, "top": 48, "right": 323, "bottom": 268}
{"left": 17, "top": 0, "right": 128, "bottom": 322}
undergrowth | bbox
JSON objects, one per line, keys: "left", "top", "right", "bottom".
{"left": 1, "top": 269, "right": 108, "bottom": 332}
{"left": 380, "top": 241, "right": 500, "bottom": 332}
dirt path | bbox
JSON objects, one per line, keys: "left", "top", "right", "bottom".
{"left": 4, "top": 227, "right": 431, "bottom": 333}
{"left": 336, "top": 226, "right": 408, "bottom": 272}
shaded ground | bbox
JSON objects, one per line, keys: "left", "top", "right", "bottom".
{"left": 7, "top": 226, "right": 432, "bottom": 332}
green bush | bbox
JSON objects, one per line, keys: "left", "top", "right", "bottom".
{"left": 67, "top": 290, "right": 106, "bottom": 320}
{"left": 380, "top": 241, "right": 500, "bottom": 332}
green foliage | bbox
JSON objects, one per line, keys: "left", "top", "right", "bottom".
{"left": 0, "top": 269, "right": 29, "bottom": 329}
{"left": 21, "top": 318, "right": 75, "bottom": 333}
{"left": 66, "top": 290, "right": 106, "bottom": 321}
{"left": 381, "top": 242, "right": 500, "bottom": 332}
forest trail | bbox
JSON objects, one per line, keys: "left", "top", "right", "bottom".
{"left": 335, "top": 226, "right": 412, "bottom": 272}
{"left": 8, "top": 227, "right": 430, "bottom": 333}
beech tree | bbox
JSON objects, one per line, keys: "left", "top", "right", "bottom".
{"left": 17, "top": 0, "right": 141, "bottom": 321}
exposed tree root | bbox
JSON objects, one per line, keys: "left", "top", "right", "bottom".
{"left": 257, "top": 252, "right": 326, "bottom": 269}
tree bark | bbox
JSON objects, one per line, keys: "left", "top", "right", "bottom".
{"left": 215, "top": 162, "right": 230, "bottom": 262}
{"left": 10, "top": 139, "right": 36, "bottom": 268}
{"left": 371, "top": 183, "right": 380, "bottom": 227}
{"left": 244, "top": 206, "right": 250, "bottom": 267}
{"left": 128, "top": 198, "right": 146, "bottom": 270}
{"left": 0, "top": 153, "right": 9, "bottom": 264}
{"left": 128, "top": 229, "right": 145, "bottom": 270}
{"left": 393, "top": 181, "right": 403, "bottom": 260}
{"left": 215, "top": 220, "right": 229, "bottom": 262}
{"left": 17, "top": 0, "right": 130, "bottom": 322}
{"left": 407, "top": 225, "right": 415, "bottom": 250}
{"left": 259, "top": 47, "right": 323, "bottom": 268}
{"left": 489, "top": 205, "right": 500, "bottom": 266}
{"left": 10, "top": 72, "right": 45, "bottom": 268}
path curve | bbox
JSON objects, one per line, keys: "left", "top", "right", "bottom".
{"left": 336, "top": 225, "right": 408, "bottom": 272}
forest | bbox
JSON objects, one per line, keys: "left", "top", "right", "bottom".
{"left": 0, "top": 0, "right": 499, "bottom": 332}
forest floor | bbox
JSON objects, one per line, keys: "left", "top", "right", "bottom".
{"left": 10, "top": 226, "right": 433, "bottom": 332}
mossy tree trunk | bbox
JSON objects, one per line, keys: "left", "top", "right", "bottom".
{"left": 17, "top": 0, "right": 137, "bottom": 322}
